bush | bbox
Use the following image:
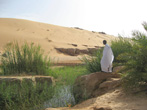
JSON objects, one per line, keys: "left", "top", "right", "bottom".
{"left": 130, "top": 32, "right": 147, "bottom": 72}
{"left": 82, "top": 49, "right": 102, "bottom": 73}
{"left": 121, "top": 22, "right": 147, "bottom": 90}
{"left": 82, "top": 37, "right": 133, "bottom": 73}
{"left": 111, "top": 36, "right": 133, "bottom": 63}
{"left": 1, "top": 42, "right": 51, "bottom": 75}
{"left": 122, "top": 71, "right": 147, "bottom": 91}
{"left": 122, "top": 22, "right": 147, "bottom": 73}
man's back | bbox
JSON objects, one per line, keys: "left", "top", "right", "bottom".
{"left": 100, "top": 41, "right": 114, "bottom": 72}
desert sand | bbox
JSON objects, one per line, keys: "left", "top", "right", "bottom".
{"left": 0, "top": 18, "right": 116, "bottom": 64}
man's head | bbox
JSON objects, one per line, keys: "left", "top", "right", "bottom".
{"left": 103, "top": 40, "right": 107, "bottom": 45}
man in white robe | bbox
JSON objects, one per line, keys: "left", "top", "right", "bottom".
{"left": 100, "top": 40, "right": 114, "bottom": 72}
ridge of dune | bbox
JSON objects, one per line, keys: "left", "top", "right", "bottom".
{"left": 0, "top": 18, "right": 116, "bottom": 63}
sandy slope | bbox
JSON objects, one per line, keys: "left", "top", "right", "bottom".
{"left": 0, "top": 18, "right": 116, "bottom": 63}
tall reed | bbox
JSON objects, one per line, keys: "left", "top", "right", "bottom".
{"left": 0, "top": 81, "right": 54, "bottom": 110}
{"left": 1, "top": 42, "right": 51, "bottom": 75}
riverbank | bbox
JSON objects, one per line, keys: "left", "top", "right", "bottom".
{"left": 46, "top": 87, "right": 147, "bottom": 110}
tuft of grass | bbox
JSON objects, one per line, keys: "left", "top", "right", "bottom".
{"left": 0, "top": 81, "right": 54, "bottom": 110}
{"left": 1, "top": 42, "right": 51, "bottom": 75}
{"left": 82, "top": 49, "right": 103, "bottom": 73}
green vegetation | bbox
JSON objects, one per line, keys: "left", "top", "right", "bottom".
{"left": 1, "top": 22, "right": 147, "bottom": 109}
{"left": 1, "top": 42, "right": 51, "bottom": 75}
{"left": 82, "top": 22, "right": 147, "bottom": 92}
{"left": 44, "top": 66, "right": 87, "bottom": 108}
{"left": 82, "top": 37, "right": 133, "bottom": 73}
{"left": 0, "top": 81, "right": 54, "bottom": 110}
{"left": 0, "top": 41, "right": 88, "bottom": 109}
{"left": 50, "top": 66, "right": 87, "bottom": 85}
{"left": 120, "top": 22, "right": 147, "bottom": 90}
{"left": 82, "top": 49, "right": 103, "bottom": 73}
{"left": 111, "top": 37, "right": 133, "bottom": 63}
{"left": 0, "top": 64, "right": 87, "bottom": 109}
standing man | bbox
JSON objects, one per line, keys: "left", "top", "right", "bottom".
{"left": 100, "top": 40, "right": 114, "bottom": 72}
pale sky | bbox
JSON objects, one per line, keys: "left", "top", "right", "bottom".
{"left": 0, "top": 0, "right": 147, "bottom": 37}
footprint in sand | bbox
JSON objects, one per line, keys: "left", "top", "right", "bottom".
{"left": 45, "top": 38, "right": 52, "bottom": 42}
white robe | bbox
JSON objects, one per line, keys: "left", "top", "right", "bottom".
{"left": 100, "top": 44, "right": 114, "bottom": 72}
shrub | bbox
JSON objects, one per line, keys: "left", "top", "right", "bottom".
{"left": 1, "top": 42, "right": 51, "bottom": 75}
{"left": 111, "top": 36, "right": 133, "bottom": 63}
{"left": 121, "top": 22, "right": 147, "bottom": 90}
{"left": 122, "top": 22, "right": 147, "bottom": 73}
{"left": 82, "top": 37, "right": 133, "bottom": 73}
{"left": 82, "top": 49, "right": 102, "bottom": 73}
{"left": 122, "top": 71, "right": 147, "bottom": 91}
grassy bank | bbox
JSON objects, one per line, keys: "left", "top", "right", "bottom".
{"left": 0, "top": 42, "right": 89, "bottom": 109}
{"left": 0, "top": 81, "right": 54, "bottom": 110}
{"left": 49, "top": 65, "right": 88, "bottom": 85}
{"left": 43, "top": 65, "right": 88, "bottom": 108}
{"left": 1, "top": 42, "right": 50, "bottom": 75}
{"left": 0, "top": 65, "right": 87, "bottom": 110}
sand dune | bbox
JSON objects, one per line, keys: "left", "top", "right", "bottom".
{"left": 0, "top": 18, "right": 116, "bottom": 63}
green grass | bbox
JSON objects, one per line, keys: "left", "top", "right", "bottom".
{"left": 0, "top": 41, "right": 89, "bottom": 109}
{"left": 82, "top": 49, "right": 103, "bottom": 73}
{"left": 49, "top": 65, "right": 88, "bottom": 85}
{"left": 3, "top": 34, "right": 147, "bottom": 109}
{"left": 1, "top": 42, "right": 51, "bottom": 75}
{"left": 0, "top": 65, "right": 88, "bottom": 109}
{"left": 0, "top": 80, "right": 54, "bottom": 110}
{"left": 44, "top": 65, "right": 88, "bottom": 108}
